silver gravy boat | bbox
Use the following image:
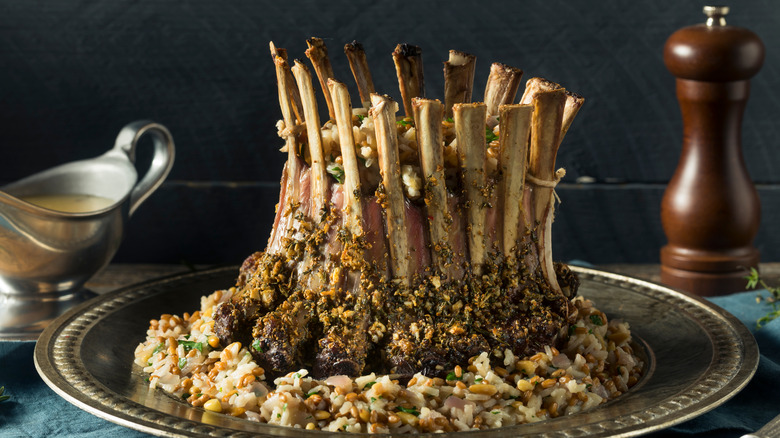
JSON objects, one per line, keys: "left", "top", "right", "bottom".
{"left": 0, "top": 120, "right": 175, "bottom": 339}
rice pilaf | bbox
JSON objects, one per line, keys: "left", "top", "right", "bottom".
{"left": 134, "top": 288, "right": 644, "bottom": 433}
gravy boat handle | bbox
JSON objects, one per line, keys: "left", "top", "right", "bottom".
{"left": 113, "top": 121, "right": 176, "bottom": 216}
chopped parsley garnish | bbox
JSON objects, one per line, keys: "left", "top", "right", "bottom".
{"left": 178, "top": 341, "right": 203, "bottom": 353}
{"left": 445, "top": 117, "right": 454, "bottom": 123}
{"left": 475, "top": 377, "right": 483, "bottom": 383}
{"left": 589, "top": 315, "right": 604, "bottom": 326}
{"left": 485, "top": 126, "right": 498, "bottom": 142}
{"left": 363, "top": 381, "right": 376, "bottom": 389}
{"left": 327, "top": 165, "right": 345, "bottom": 184}
{"left": 251, "top": 339, "right": 264, "bottom": 353}
{"left": 396, "top": 119, "right": 413, "bottom": 127}
{"left": 153, "top": 343, "right": 165, "bottom": 354}
{"left": 356, "top": 114, "right": 366, "bottom": 122}
{"left": 396, "top": 406, "right": 420, "bottom": 416}
{"left": 293, "top": 373, "right": 301, "bottom": 379}
{"left": 370, "top": 397, "right": 377, "bottom": 403}
{"left": 306, "top": 390, "right": 319, "bottom": 398}
{"left": 492, "top": 410, "right": 501, "bottom": 415}
{"left": 445, "top": 372, "right": 462, "bottom": 381}
{"left": 178, "top": 357, "right": 187, "bottom": 369}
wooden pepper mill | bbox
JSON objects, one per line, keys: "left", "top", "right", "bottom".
{"left": 661, "top": 6, "right": 765, "bottom": 296}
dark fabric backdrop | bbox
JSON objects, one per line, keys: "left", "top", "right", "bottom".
{"left": 1, "top": 0, "right": 778, "bottom": 265}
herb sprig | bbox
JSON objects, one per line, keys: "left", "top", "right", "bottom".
{"left": 745, "top": 267, "right": 780, "bottom": 329}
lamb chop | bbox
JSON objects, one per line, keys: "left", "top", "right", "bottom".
{"left": 214, "top": 39, "right": 584, "bottom": 379}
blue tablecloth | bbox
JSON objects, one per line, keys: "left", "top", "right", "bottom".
{"left": 1, "top": 291, "right": 778, "bottom": 437}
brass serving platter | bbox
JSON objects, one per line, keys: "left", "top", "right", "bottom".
{"left": 35, "top": 266, "right": 758, "bottom": 437}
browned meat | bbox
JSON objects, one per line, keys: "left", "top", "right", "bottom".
{"left": 212, "top": 39, "right": 584, "bottom": 379}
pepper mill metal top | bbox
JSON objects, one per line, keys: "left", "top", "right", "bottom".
{"left": 660, "top": 6, "right": 765, "bottom": 296}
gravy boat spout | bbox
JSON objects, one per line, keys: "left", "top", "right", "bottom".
{"left": 0, "top": 121, "right": 175, "bottom": 339}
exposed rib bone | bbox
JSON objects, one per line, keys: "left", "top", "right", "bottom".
{"left": 453, "top": 103, "right": 488, "bottom": 274}
{"left": 305, "top": 37, "right": 337, "bottom": 120}
{"left": 412, "top": 98, "right": 453, "bottom": 277}
{"left": 292, "top": 60, "right": 329, "bottom": 217}
{"left": 267, "top": 44, "right": 303, "bottom": 255}
{"left": 528, "top": 89, "right": 566, "bottom": 295}
{"left": 270, "top": 42, "right": 304, "bottom": 124}
{"left": 497, "top": 104, "right": 533, "bottom": 255}
{"left": 392, "top": 44, "right": 425, "bottom": 117}
{"left": 520, "top": 77, "right": 585, "bottom": 143}
{"left": 443, "top": 50, "right": 476, "bottom": 119}
{"left": 328, "top": 79, "right": 363, "bottom": 237}
{"left": 271, "top": 47, "right": 300, "bottom": 193}
{"left": 484, "top": 63, "right": 523, "bottom": 119}
{"left": 370, "top": 93, "right": 410, "bottom": 285}
{"left": 344, "top": 41, "right": 376, "bottom": 108}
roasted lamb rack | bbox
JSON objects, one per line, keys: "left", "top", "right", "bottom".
{"left": 214, "top": 39, "right": 584, "bottom": 379}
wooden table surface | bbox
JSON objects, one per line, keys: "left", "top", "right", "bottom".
{"left": 85, "top": 262, "right": 780, "bottom": 295}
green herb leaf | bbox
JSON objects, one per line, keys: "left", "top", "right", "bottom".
{"left": 445, "top": 117, "right": 454, "bottom": 123}
{"left": 327, "top": 165, "right": 345, "bottom": 184}
{"left": 396, "top": 119, "right": 413, "bottom": 127}
{"left": 568, "top": 325, "right": 577, "bottom": 335}
{"left": 745, "top": 267, "right": 760, "bottom": 290}
{"left": 0, "top": 387, "right": 9, "bottom": 403}
{"left": 153, "top": 343, "right": 165, "bottom": 354}
{"left": 306, "top": 390, "right": 319, "bottom": 398}
{"left": 485, "top": 126, "right": 498, "bottom": 143}
{"left": 445, "top": 372, "right": 462, "bottom": 381}
{"left": 178, "top": 341, "right": 203, "bottom": 353}
{"left": 475, "top": 377, "right": 483, "bottom": 383}
{"left": 589, "top": 314, "right": 604, "bottom": 326}
{"left": 178, "top": 357, "right": 187, "bottom": 369}
{"left": 370, "top": 397, "right": 377, "bottom": 403}
{"left": 356, "top": 114, "right": 366, "bottom": 122}
{"left": 293, "top": 373, "right": 301, "bottom": 379}
{"left": 252, "top": 338, "right": 264, "bottom": 353}
{"left": 363, "top": 381, "right": 376, "bottom": 389}
{"left": 396, "top": 406, "right": 420, "bottom": 416}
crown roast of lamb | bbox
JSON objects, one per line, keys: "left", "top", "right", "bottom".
{"left": 213, "top": 38, "right": 585, "bottom": 380}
